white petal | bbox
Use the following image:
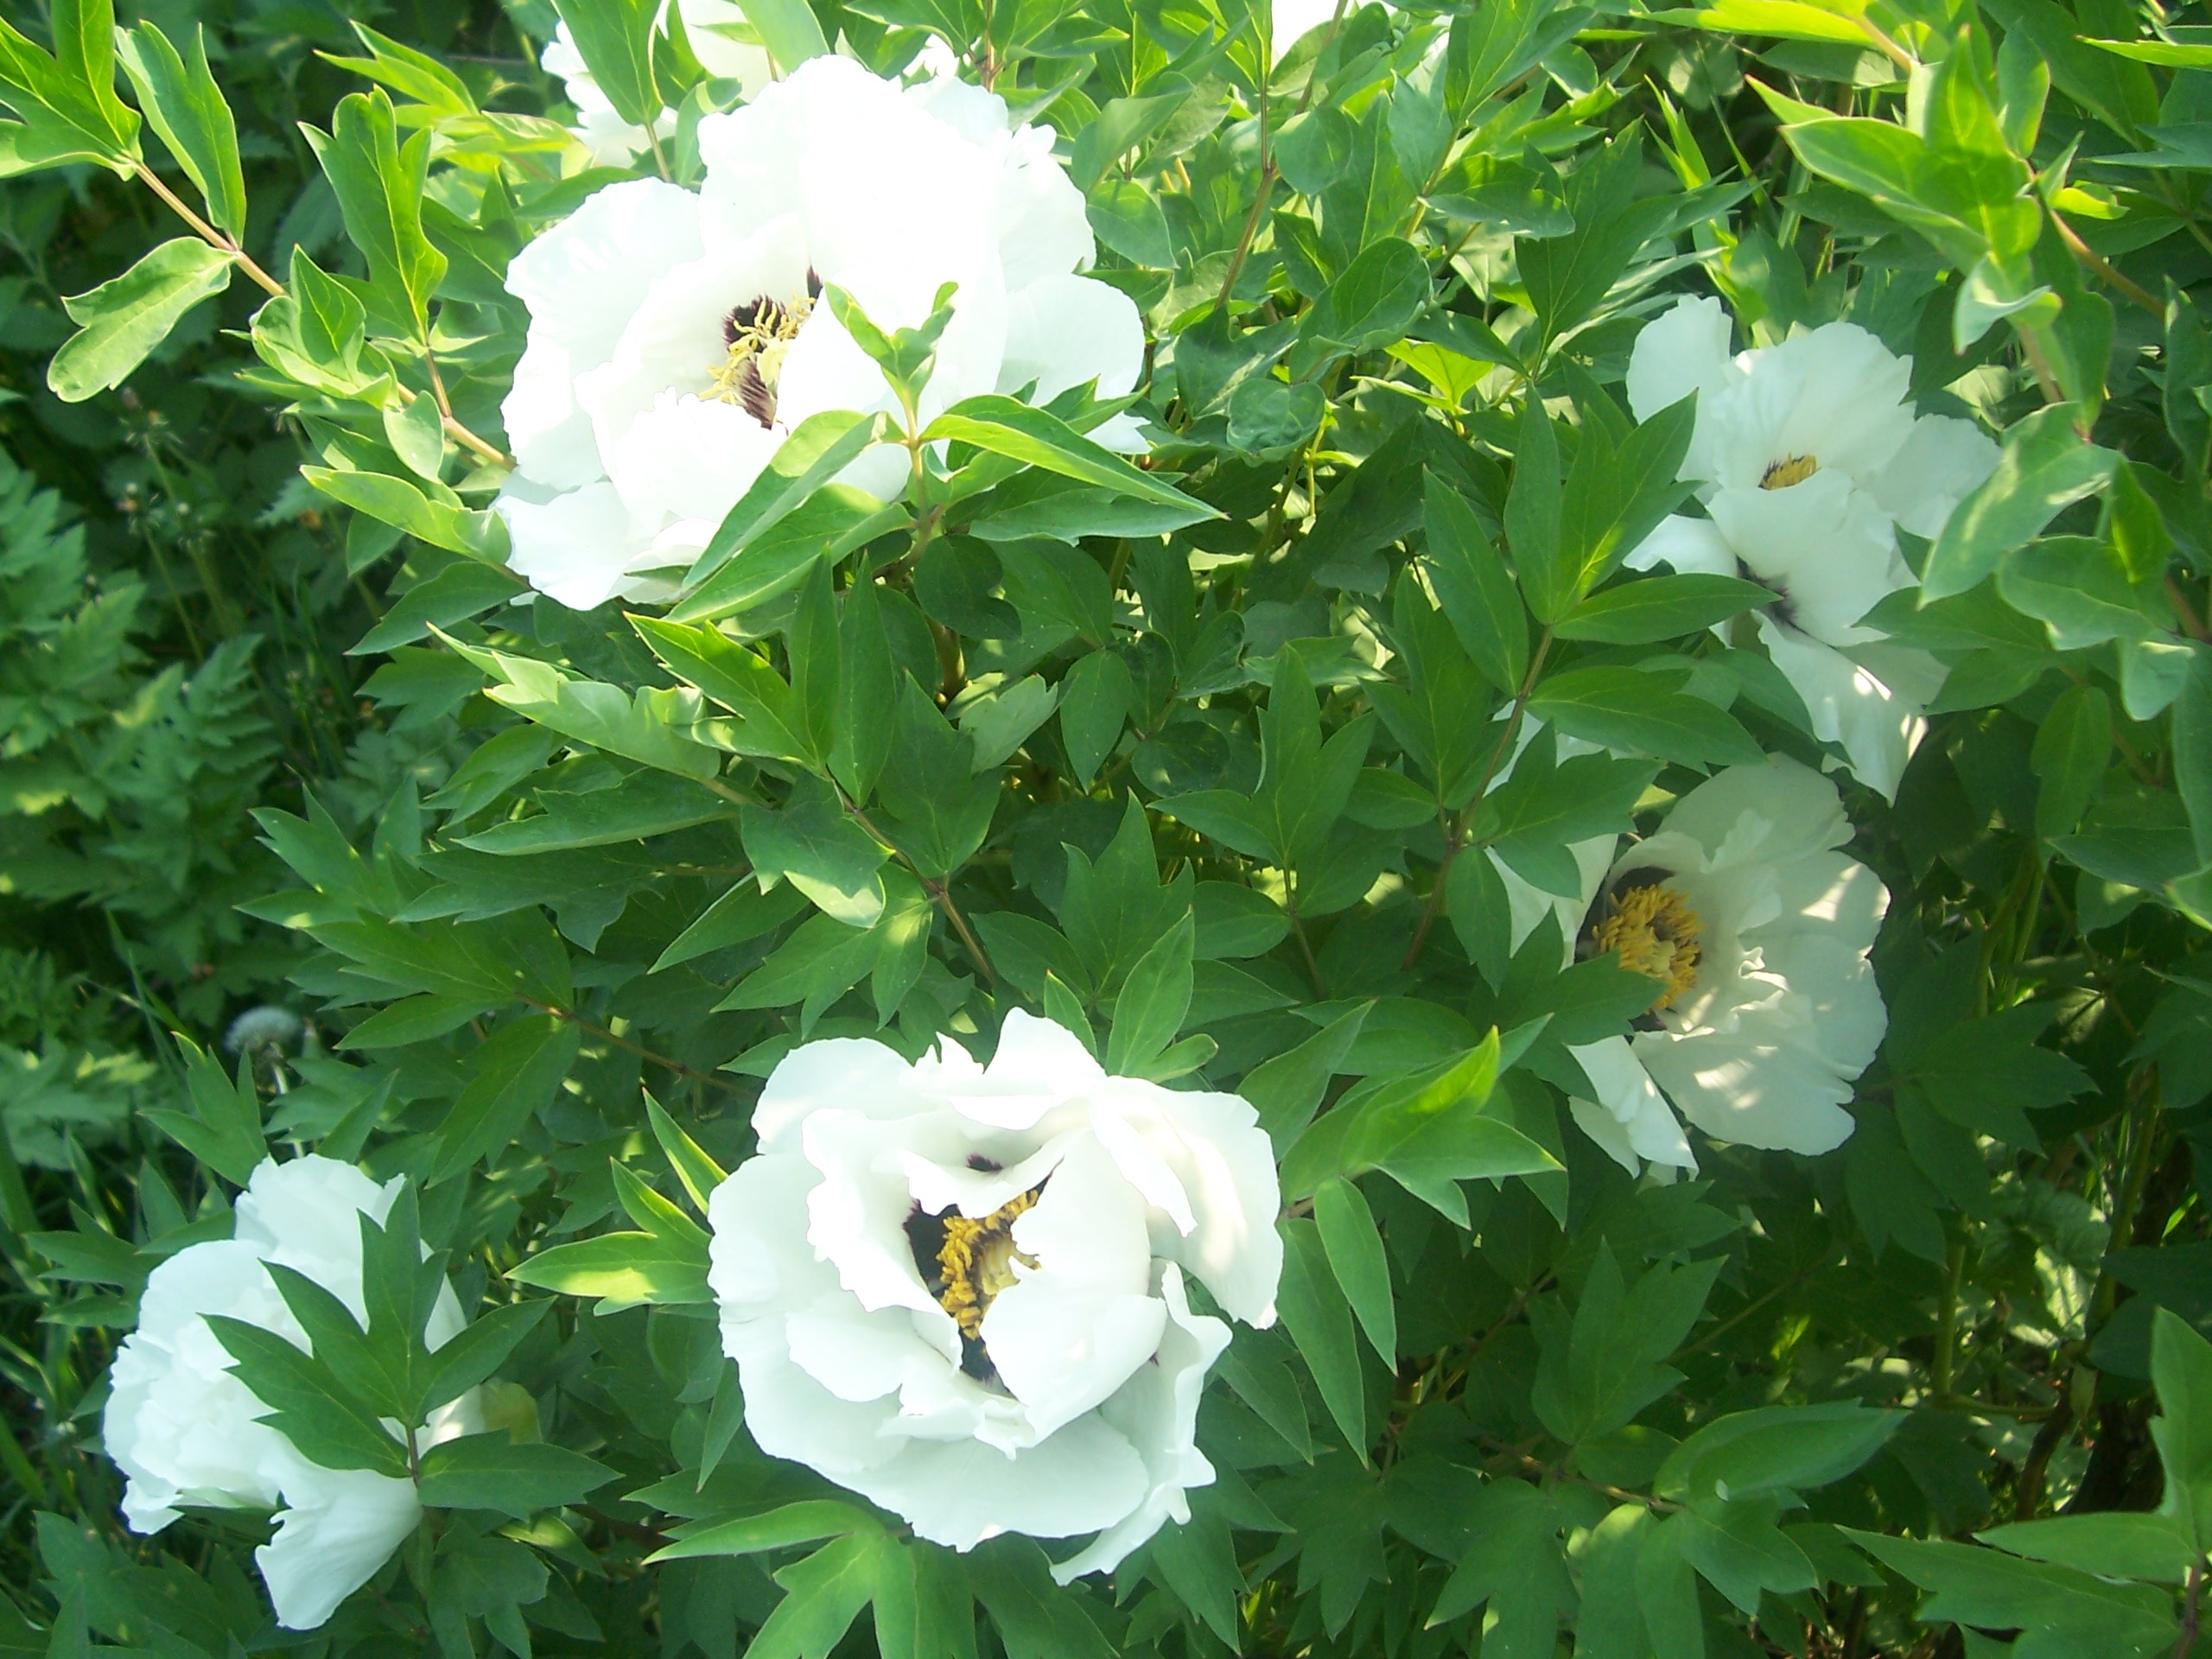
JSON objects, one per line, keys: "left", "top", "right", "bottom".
{"left": 992, "top": 126, "right": 1096, "bottom": 290}
{"left": 804, "top": 1109, "right": 945, "bottom": 1319}
{"left": 987, "top": 1136, "right": 1162, "bottom": 1436}
{"left": 1000, "top": 274, "right": 1142, "bottom": 406}
{"left": 753, "top": 1036, "right": 925, "bottom": 1153}
{"left": 258, "top": 1462, "right": 423, "bottom": 1630}
{"left": 1050, "top": 1263, "right": 1230, "bottom": 1581}
{"left": 955, "top": 1009, "right": 1105, "bottom": 1130}
{"left": 1095, "top": 1081, "right": 1282, "bottom": 1326}
{"left": 708, "top": 1154, "right": 843, "bottom": 1321}
{"left": 862, "top": 1412, "right": 1149, "bottom": 1551}
{"left": 1706, "top": 474, "right": 1907, "bottom": 645}
{"left": 1866, "top": 413, "right": 1999, "bottom": 538}
{"left": 1763, "top": 321, "right": 1915, "bottom": 484}
{"left": 1635, "top": 1027, "right": 1858, "bottom": 1155}
{"left": 236, "top": 1155, "right": 402, "bottom": 1325}
{"left": 504, "top": 180, "right": 702, "bottom": 370}
{"left": 1567, "top": 1037, "right": 1696, "bottom": 1172}
{"left": 1624, "top": 513, "right": 1738, "bottom": 578}
{"left": 579, "top": 236, "right": 808, "bottom": 485}
{"left": 505, "top": 331, "right": 602, "bottom": 489}
{"left": 904, "top": 72, "right": 1013, "bottom": 145}
{"left": 497, "top": 480, "right": 654, "bottom": 612}
{"left": 606, "top": 391, "right": 782, "bottom": 529}
{"left": 1757, "top": 618, "right": 1923, "bottom": 801}
{"left": 1656, "top": 751, "right": 1852, "bottom": 867}
{"left": 785, "top": 1295, "right": 946, "bottom": 1403}
{"left": 1626, "top": 296, "right": 1738, "bottom": 481}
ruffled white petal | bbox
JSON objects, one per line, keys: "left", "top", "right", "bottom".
{"left": 499, "top": 55, "right": 1147, "bottom": 609}
{"left": 707, "top": 1014, "right": 1274, "bottom": 1572}
{"left": 1756, "top": 617, "right": 1923, "bottom": 803}
{"left": 102, "top": 1157, "right": 486, "bottom": 1631}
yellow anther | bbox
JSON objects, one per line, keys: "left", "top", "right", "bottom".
{"left": 934, "top": 1188, "right": 1041, "bottom": 1340}
{"left": 1760, "top": 454, "right": 1819, "bottom": 490}
{"left": 1593, "top": 882, "right": 1704, "bottom": 1012}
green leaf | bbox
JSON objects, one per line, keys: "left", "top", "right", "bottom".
{"left": 2031, "top": 683, "right": 2112, "bottom": 839}
{"left": 633, "top": 613, "right": 811, "bottom": 762}
{"left": 303, "top": 467, "right": 506, "bottom": 560}
{"left": 305, "top": 89, "right": 446, "bottom": 335}
{"left": 1277, "top": 1217, "right": 1367, "bottom": 1459}
{"left": 138, "top": 1035, "right": 264, "bottom": 1187}
{"left": 733, "top": 0, "right": 830, "bottom": 73}
{"left": 1423, "top": 473, "right": 1528, "bottom": 697}
{"left": 671, "top": 485, "right": 891, "bottom": 625}
{"left": 507, "top": 1230, "right": 712, "bottom": 1306}
{"left": 0, "top": 0, "right": 140, "bottom": 174}
{"left": 114, "top": 24, "right": 245, "bottom": 238}
{"left": 1847, "top": 1530, "right": 2177, "bottom": 1659}
{"left": 686, "top": 412, "right": 887, "bottom": 594}
{"left": 923, "top": 396, "right": 1214, "bottom": 515}
{"left": 1656, "top": 1402, "right": 1902, "bottom": 1503}
{"left": 651, "top": 1500, "right": 879, "bottom": 1562}
{"left": 416, "top": 1433, "right": 613, "bottom": 1518}
{"left": 1556, "top": 573, "right": 1778, "bottom": 643}
{"left": 431, "top": 1015, "right": 582, "bottom": 1183}
{"left": 1977, "top": 1513, "right": 2196, "bottom": 1583}
{"left": 1923, "top": 406, "right": 2119, "bottom": 601}
{"left": 205, "top": 1316, "right": 412, "bottom": 1478}
{"left": 1531, "top": 1243, "right": 1720, "bottom": 1442}
{"left": 1292, "top": 237, "right": 1431, "bottom": 377}
{"left": 414, "top": 1300, "right": 550, "bottom": 1420}
{"left": 1505, "top": 401, "right": 1563, "bottom": 612}
{"left": 743, "top": 774, "right": 888, "bottom": 929}
{"left": 1243, "top": 1002, "right": 1372, "bottom": 1148}
{"left": 652, "top": 879, "right": 809, "bottom": 970}
{"left": 747, "top": 1533, "right": 883, "bottom": 1659}
{"left": 1427, "top": 1482, "right": 1572, "bottom": 1656}
{"left": 442, "top": 634, "right": 721, "bottom": 780}
{"left": 551, "top": 0, "right": 658, "bottom": 127}
{"left": 645, "top": 1093, "right": 728, "bottom": 1213}
{"left": 2151, "top": 1306, "right": 2212, "bottom": 1554}
{"left": 455, "top": 769, "right": 739, "bottom": 855}
{"left": 48, "top": 238, "right": 232, "bottom": 403}
{"left": 1527, "top": 666, "right": 1765, "bottom": 767}
{"left": 970, "top": 1540, "right": 1117, "bottom": 1659}
{"left": 1058, "top": 648, "right": 1133, "bottom": 787}
{"left": 1105, "top": 911, "right": 1195, "bottom": 1077}
{"left": 1314, "top": 1176, "right": 1395, "bottom": 1362}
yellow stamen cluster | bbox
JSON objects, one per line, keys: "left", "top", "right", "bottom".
{"left": 1593, "top": 883, "right": 1704, "bottom": 1012}
{"left": 1760, "top": 453, "right": 1819, "bottom": 490}
{"left": 935, "top": 1188, "right": 1041, "bottom": 1340}
{"left": 708, "top": 292, "right": 812, "bottom": 427}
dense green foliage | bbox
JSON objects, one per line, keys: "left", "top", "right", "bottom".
{"left": 2, "top": 0, "right": 2211, "bottom": 1655}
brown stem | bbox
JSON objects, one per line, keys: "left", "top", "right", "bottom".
{"left": 844, "top": 799, "right": 997, "bottom": 984}
{"left": 2173, "top": 1564, "right": 2203, "bottom": 1659}
{"left": 580, "top": 1504, "right": 671, "bottom": 1550}
{"left": 1856, "top": 16, "right": 1916, "bottom": 71}
{"left": 2167, "top": 575, "right": 2210, "bottom": 642}
{"left": 519, "top": 997, "right": 748, "bottom": 1097}
{"left": 1400, "top": 627, "right": 1554, "bottom": 971}
{"left": 2050, "top": 207, "right": 2164, "bottom": 318}
{"left": 1481, "top": 1439, "right": 1683, "bottom": 1511}
{"left": 422, "top": 346, "right": 515, "bottom": 468}
{"left": 133, "top": 162, "right": 284, "bottom": 297}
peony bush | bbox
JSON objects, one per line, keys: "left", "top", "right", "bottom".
{"left": 3, "top": 0, "right": 2210, "bottom": 1655}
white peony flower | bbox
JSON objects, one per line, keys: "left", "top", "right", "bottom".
{"left": 496, "top": 54, "right": 1146, "bottom": 611}
{"left": 543, "top": 3, "right": 772, "bottom": 166}
{"left": 1624, "top": 296, "right": 1999, "bottom": 798}
{"left": 1548, "top": 757, "right": 1890, "bottom": 1175}
{"left": 706, "top": 1010, "right": 1280, "bottom": 1580}
{"left": 103, "top": 1156, "right": 479, "bottom": 1630}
